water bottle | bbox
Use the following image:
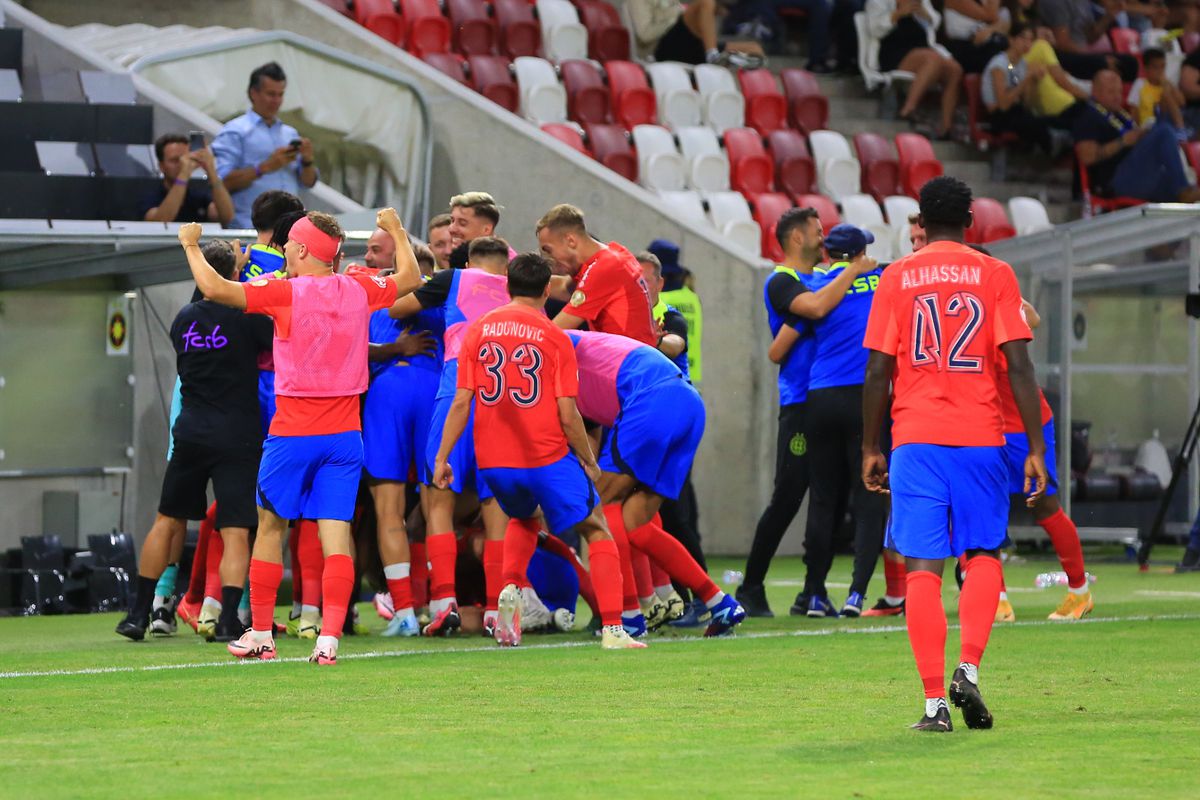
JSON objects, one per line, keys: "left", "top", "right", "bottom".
{"left": 722, "top": 569, "right": 744, "bottom": 586}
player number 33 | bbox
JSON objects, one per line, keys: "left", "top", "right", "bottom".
{"left": 477, "top": 342, "right": 544, "bottom": 407}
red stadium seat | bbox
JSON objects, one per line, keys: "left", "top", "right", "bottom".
{"left": 779, "top": 68, "right": 829, "bottom": 135}
{"left": 576, "top": 0, "right": 631, "bottom": 61}
{"left": 399, "top": 0, "right": 452, "bottom": 56}
{"left": 354, "top": 0, "right": 408, "bottom": 46}
{"left": 766, "top": 129, "right": 815, "bottom": 199}
{"left": 1074, "top": 143, "right": 1143, "bottom": 217}
{"left": 895, "top": 132, "right": 944, "bottom": 198}
{"left": 1109, "top": 27, "right": 1141, "bottom": 55}
{"left": 423, "top": 52, "right": 468, "bottom": 84}
{"left": 467, "top": 55, "right": 519, "bottom": 112}
{"left": 751, "top": 192, "right": 794, "bottom": 260}
{"left": 561, "top": 59, "right": 611, "bottom": 124}
{"left": 446, "top": 0, "right": 498, "bottom": 56}
{"left": 963, "top": 73, "right": 1019, "bottom": 152}
{"left": 793, "top": 193, "right": 841, "bottom": 233}
{"left": 968, "top": 197, "right": 1017, "bottom": 244}
{"left": 737, "top": 69, "right": 788, "bottom": 136}
{"left": 605, "top": 60, "right": 657, "bottom": 129}
{"left": 542, "top": 123, "right": 590, "bottom": 155}
{"left": 852, "top": 132, "right": 901, "bottom": 203}
{"left": 1185, "top": 140, "right": 1200, "bottom": 175}
{"left": 584, "top": 123, "right": 638, "bottom": 181}
{"left": 724, "top": 127, "right": 775, "bottom": 197}
{"left": 495, "top": 0, "right": 542, "bottom": 58}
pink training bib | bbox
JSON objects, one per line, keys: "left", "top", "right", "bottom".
{"left": 569, "top": 330, "right": 640, "bottom": 427}
{"left": 443, "top": 268, "right": 511, "bottom": 361}
{"left": 273, "top": 273, "right": 371, "bottom": 397}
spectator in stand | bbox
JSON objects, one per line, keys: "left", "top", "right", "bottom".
{"left": 1128, "top": 48, "right": 1187, "bottom": 130}
{"left": 943, "top": 0, "right": 1011, "bottom": 73}
{"left": 1073, "top": 69, "right": 1200, "bottom": 202}
{"left": 724, "top": 0, "right": 835, "bottom": 71}
{"left": 213, "top": 62, "right": 318, "bottom": 229}
{"left": 866, "top": 0, "right": 964, "bottom": 138}
{"left": 1021, "top": 28, "right": 1091, "bottom": 125}
{"left": 831, "top": 0, "right": 866, "bottom": 74}
{"left": 427, "top": 213, "right": 453, "bottom": 270}
{"left": 626, "top": 0, "right": 767, "bottom": 68}
{"left": 142, "top": 134, "right": 235, "bottom": 225}
{"left": 1037, "top": 0, "right": 1139, "bottom": 81}
{"left": 981, "top": 22, "right": 1062, "bottom": 153}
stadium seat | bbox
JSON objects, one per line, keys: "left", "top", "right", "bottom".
{"left": 645, "top": 62, "right": 703, "bottom": 130}
{"left": 658, "top": 189, "right": 709, "bottom": 225}
{"left": 0, "top": 68, "right": 21, "bottom": 102}
{"left": 95, "top": 105, "right": 153, "bottom": 145}
{"left": 853, "top": 11, "right": 915, "bottom": 91}
{"left": 79, "top": 71, "right": 136, "bottom": 105}
{"left": 354, "top": 0, "right": 408, "bottom": 46}
{"left": 513, "top": 56, "right": 568, "bottom": 124}
{"left": 94, "top": 143, "right": 157, "bottom": 178}
{"left": 752, "top": 192, "right": 795, "bottom": 261}
{"left": 779, "top": 68, "right": 828, "bottom": 135}
{"left": 1074, "top": 143, "right": 1143, "bottom": 216}
{"left": 793, "top": 193, "right": 841, "bottom": 233}
{"left": 693, "top": 64, "right": 745, "bottom": 134}
{"left": 398, "top": 0, "right": 452, "bottom": 56}
{"left": 963, "top": 73, "right": 1019, "bottom": 153}
{"left": 852, "top": 132, "right": 901, "bottom": 203}
{"left": 737, "top": 69, "right": 788, "bottom": 135}
{"left": 723, "top": 127, "right": 775, "bottom": 197}
{"left": 584, "top": 122, "right": 638, "bottom": 181}
{"left": 561, "top": 59, "right": 611, "bottom": 124}
{"left": 468, "top": 55, "right": 519, "bottom": 112}
{"left": 1007, "top": 196, "right": 1053, "bottom": 236}
{"left": 495, "top": 0, "right": 542, "bottom": 58}
{"left": 605, "top": 60, "right": 657, "bottom": 129}
{"left": 704, "top": 190, "right": 762, "bottom": 254}
{"left": 766, "top": 129, "right": 815, "bottom": 199}
{"left": 541, "top": 122, "right": 590, "bottom": 155}
{"left": 883, "top": 194, "right": 919, "bottom": 256}
{"left": 839, "top": 193, "right": 893, "bottom": 260}
{"left": 631, "top": 124, "right": 687, "bottom": 191}
{"left": 576, "top": 0, "right": 631, "bottom": 61}
{"left": 536, "top": 0, "right": 589, "bottom": 61}
{"left": 676, "top": 125, "right": 730, "bottom": 191}
{"left": 809, "top": 130, "right": 862, "bottom": 202}
{"left": 1185, "top": 140, "right": 1200, "bottom": 176}
{"left": 36, "top": 141, "right": 96, "bottom": 176}
{"left": 895, "top": 132, "right": 944, "bottom": 198}
{"left": 967, "top": 197, "right": 1016, "bottom": 244}
{"left": 423, "top": 52, "right": 468, "bottom": 84}
{"left": 447, "top": 0, "right": 498, "bottom": 56}
{"left": 1110, "top": 27, "right": 1141, "bottom": 55}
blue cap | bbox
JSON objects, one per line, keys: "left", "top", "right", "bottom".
{"left": 647, "top": 238, "right": 683, "bottom": 275}
{"left": 823, "top": 223, "right": 874, "bottom": 258}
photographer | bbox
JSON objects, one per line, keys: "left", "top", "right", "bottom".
{"left": 212, "top": 61, "right": 318, "bottom": 229}
{"left": 141, "top": 133, "right": 234, "bottom": 225}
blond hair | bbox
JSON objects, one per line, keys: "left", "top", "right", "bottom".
{"left": 449, "top": 191, "right": 500, "bottom": 225}
{"left": 536, "top": 203, "right": 587, "bottom": 234}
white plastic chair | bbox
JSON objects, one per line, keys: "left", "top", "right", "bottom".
{"left": 808, "top": 130, "right": 861, "bottom": 203}
{"left": 657, "top": 190, "right": 709, "bottom": 225}
{"left": 704, "top": 191, "right": 762, "bottom": 254}
{"left": 513, "top": 56, "right": 568, "bottom": 125}
{"left": 536, "top": 0, "right": 589, "bottom": 61}
{"left": 631, "top": 125, "right": 687, "bottom": 191}
{"left": 840, "top": 193, "right": 894, "bottom": 261}
{"left": 1007, "top": 196, "right": 1053, "bottom": 237}
{"left": 645, "top": 62, "right": 702, "bottom": 130}
{"left": 693, "top": 64, "right": 745, "bottom": 134}
{"left": 883, "top": 194, "right": 920, "bottom": 256}
{"left": 675, "top": 126, "right": 730, "bottom": 192}
{"left": 854, "top": 12, "right": 914, "bottom": 91}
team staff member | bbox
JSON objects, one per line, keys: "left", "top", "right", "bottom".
{"left": 647, "top": 239, "right": 704, "bottom": 382}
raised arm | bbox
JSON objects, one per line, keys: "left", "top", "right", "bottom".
{"left": 789, "top": 257, "right": 876, "bottom": 320}
{"left": 558, "top": 396, "right": 601, "bottom": 483}
{"left": 377, "top": 207, "right": 423, "bottom": 297}
{"left": 178, "top": 222, "right": 247, "bottom": 309}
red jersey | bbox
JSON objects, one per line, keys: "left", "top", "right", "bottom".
{"left": 996, "top": 357, "right": 1054, "bottom": 433}
{"left": 862, "top": 240, "right": 1032, "bottom": 448}
{"left": 244, "top": 273, "right": 398, "bottom": 436}
{"left": 459, "top": 303, "right": 580, "bottom": 470}
{"left": 568, "top": 242, "right": 657, "bottom": 345}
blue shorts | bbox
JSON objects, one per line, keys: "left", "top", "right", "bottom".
{"left": 527, "top": 546, "right": 580, "bottom": 613}
{"left": 600, "top": 378, "right": 705, "bottom": 500}
{"left": 480, "top": 453, "right": 597, "bottom": 535}
{"left": 425, "top": 390, "right": 493, "bottom": 501}
{"left": 257, "top": 431, "right": 363, "bottom": 522}
{"left": 886, "top": 443, "right": 1009, "bottom": 559}
{"left": 1003, "top": 419, "right": 1059, "bottom": 497}
{"left": 258, "top": 370, "right": 276, "bottom": 439}
{"left": 363, "top": 365, "right": 440, "bottom": 483}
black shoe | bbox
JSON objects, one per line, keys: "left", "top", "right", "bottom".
{"left": 115, "top": 613, "right": 148, "bottom": 641}
{"left": 788, "top": 592, "right": 810, "bottom": 616}
{"left": 1177, "top": 548, "right": 1200, "bottom": 573}
{"left": 806, "top": 60, "right": 833, "bottom": 74}
{"left": 209, "top": 617, "right": 247, "bottom": 643}
{"left": 149, "top": 605, "right": 177, "bottom": 636}
{"left": 735, "top": 584, "right": 774, "bottom": 618}
{"left": 911, "top": 699, "right": 954, "bottom": 732}
{"left": 949, "top": 667, "right": 994, "bottom": 729}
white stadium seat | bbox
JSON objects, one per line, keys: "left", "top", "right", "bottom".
{"left": 808, "top": 130, "right": 861, "bottom": 203}
{"left": 675, "top": 126, "right": 730, "bottom": 192}
{"left": 645, "top": 62, "right": 703, "bottom": 130}
{"left": 657, "top": 190, "right": 709, "bottom": 225}
{"left": 883, "top": 194, "right": 920, "bottom": 257}
{"left": 854, "top": 11, "right": 915, "bottom": 91}
{"left": 693, "top": 64, "right": 745, "bottom": 134}
{"left": 704, "top": 190, "right": 762, "bottom": 254}
{"left": 536, "top": 0, "right": 589, "bottom": 61}
{"left": 513, "top": 56, "right": 568, "bottom": 125}
{"left": 1007, "top": 196, "right": 1053, "bottom": 236}
{"left": 630, "top": 124, "right": 687, "bottom": 191}
{"left": 840, "top": 193, "right": 894, "bottom": 261}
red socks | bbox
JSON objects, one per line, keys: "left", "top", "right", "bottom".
{"left": 959, "top": 554, "right": 1003, "bottom": 667}
{"left": 204, "top": 525, "right": 224, "bottom": 600}
{"left": 883, "top": 554, "right": 907, "bottom": 599}
{"left": 631, "top": 547, "right": 654, "bottom": 599}
{"left": 297, "top": 520, "right": 324, "bottom": 608}
{"left": 649, "top": 561, "right": 671, "bottom": 590}
{"left": 483, "top": 538, "right": 505, "bottom": 612}
{"left": 384, "top": 565, "right": 413, "bottom": 615}
{"left": 588, "top": 539, "right": 623, "bottom": 627}
{"left": 602, "top": 504, "right": 639, "bottom": 613}
{"left": 410, "top": 541, "right": 429, "bottom": 608}
{"left": 905, "top": 570, "right": 947, "bottom": 699}
{"left": 319, "top": 554, "right": 355, "bottom": 639}
{"left": 249, "top": 558, "right": 283, "bottom": 633}
{"left": 426, "top": 531, "right": 458, "bottom": 601}
{"left": 186, "top": 502, "right": 218, "bottom": 604}
{"left": 501, "top": 518, "right": 539, "bottom": 588}
{"left": 1040, "top": 509, "right": 1087, "bottom": 589}
{"left": 626, "top": 514, "right": 719, "bottom": 603}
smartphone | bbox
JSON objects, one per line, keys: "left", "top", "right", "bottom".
{"left": 188, "top": 131, "right": 205, "bottom": 151}
{"left": 289, "top": 138, "right": 302, "bottom": 150}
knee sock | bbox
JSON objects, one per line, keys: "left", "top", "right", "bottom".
{"left": 297, "top": 521, "right": 325, "bottom": 611}
{"left": 383, "top": 563, "right": 413, "bottom": 619}
{"left": 483, "top": 538, "right": 505, "bottom": 612}
{"left": 626, "top": 514, "right": 721, "bottom": 604}
{"left": 650, "top": 562, "right": 674, "bottom": 599}
{"left": 959, "top": 555, "right": 1003, "bottom": 667}
{"left": 130, "top": 575, "right": 157, "bottom": 621}
{"left": 426, "top": 531, "right": 458, "bottom": 604}
{"left": 203, "top": 531, "right": 224, "bottom": 604}
{"left": 588, "top": 538, "right": 623, "bottom": 627}
{"left": 602, "top": 504, "right": 640, "bottom": 613}
{"left": 631, "top": 547, "right": 655, "bottom": 604}
{"left": 1039, "top": 509, "right": 1087, "bottom": 590}
{"left": 540, "top": 533, "right": 600, "bottom": 616}
{"left": 248, "top": 559, "right": 283, "bottom": 634}
{"left": 154, "top": 564, "right": 178, "bottom": 605}
{"left": 185, "top": 501, "right": 218, "bottom": 604}
{"left": 319, "top": 553, "right": 355, "bottom": 639}
{"left": 905, "top": 570, "right": 947, "bottom": 699}
{"left": 218, "top": 585, "right": 243, "bottom": 628}
{"left": 410, "top": 541, "right": 429, "bottom": 608}
{"left": 501, "top": 518, "right": 539, "bottom": 588}
{"left": 883, "top": 555, "right": 907, "bottom": 602}
{"left": 289, "top": 525, "right": 302, "bottom": 615}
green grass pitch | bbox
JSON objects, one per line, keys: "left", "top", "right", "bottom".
{"left": 1, "top": 553, "right": 1197, "bottom": 798}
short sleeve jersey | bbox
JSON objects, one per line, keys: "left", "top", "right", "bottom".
{"left": 862, "top": 240, "right": 1033, "bottom": 448}
{"left": 995, "top": 356, "right": 1054, "bottom": 433}
{"left": 459, "top": 304, "right": 579, "bottom": 470}
{"left": 808, "top": 263, "right": 882, "bottom": 391}
{"left": 568, "top": 243, "right": 658, "bottom": 345}
{"left": 764, "top": 268, "right": 815, "bottom": 406}
{"left": 243, "top": 273, "right": 399, "bottom": 436}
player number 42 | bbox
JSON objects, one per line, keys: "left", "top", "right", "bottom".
{"left": 910, "top": 291, "right": 985, "bottom": 371}
{"left": 477, "top": 342, "right": 543, "bottom": 406}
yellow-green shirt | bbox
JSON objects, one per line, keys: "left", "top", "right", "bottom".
{"left": 1025, "top": 40, "right": 1078, "bottom": 118}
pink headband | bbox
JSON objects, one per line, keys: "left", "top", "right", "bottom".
{"left": 289, "top": 216, "right": 340, "bottom": 263}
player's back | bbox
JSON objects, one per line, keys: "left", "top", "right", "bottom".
{"left": 575, "top": 243, "right": 657, "bottom": 345}
{"left": 566, "top": 330, "right": 682, "bottom": 426}
{"left": 864, "top": 240, "right": 1032, "bottom": 448}
{"left": 808, "top": 263, "right": 881, "bottom": 390}
{"left": 443, "top": 268, "right": 511, "bottom": 362}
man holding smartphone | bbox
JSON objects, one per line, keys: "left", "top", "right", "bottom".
{"left": 212, "top": 61, "right": 318, "bottom": 229}
{"left": 141, "top": 133, "right": 235, "bottom": 225}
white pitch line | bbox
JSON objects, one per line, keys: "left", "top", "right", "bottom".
{"left": 1135, "top": 590, "right": 1200, "bottom": 599}
{"left": 2, "top": 613, "right": 1197, "bottom": 682}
